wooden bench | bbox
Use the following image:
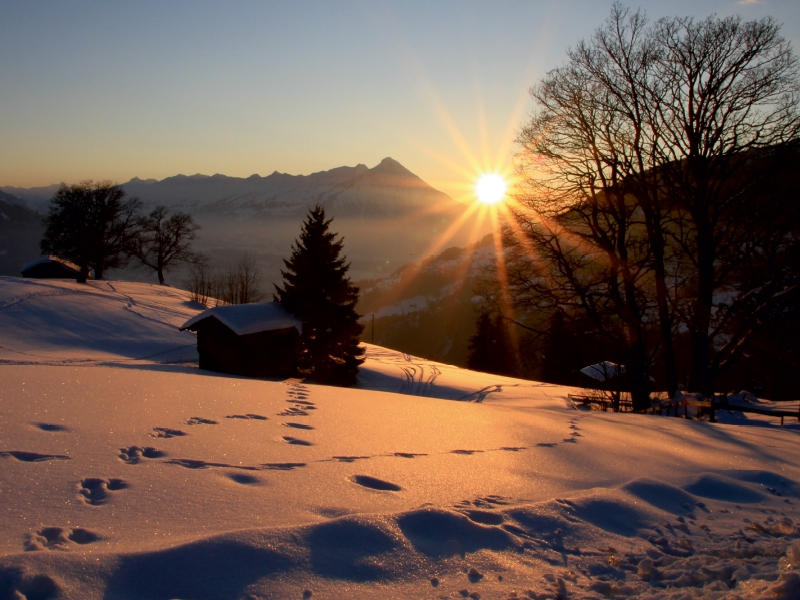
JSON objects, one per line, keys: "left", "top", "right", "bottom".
{"left": 644, "top": 396, "right": 800, "bottom": 424}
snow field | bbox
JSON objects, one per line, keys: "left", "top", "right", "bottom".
{"left": 0, "top": 278, "right": 799, "bottom": 599}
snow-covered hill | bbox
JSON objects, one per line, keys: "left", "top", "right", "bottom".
{"left": 1, "top": 277, "right": 799, "bottom": 599}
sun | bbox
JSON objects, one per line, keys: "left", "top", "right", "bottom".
{"left": 475, "top": 173, "right": 507, "bottom": 205}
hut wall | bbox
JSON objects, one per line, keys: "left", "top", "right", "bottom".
{"left": 194, "top": 317, "right": 299, "bottom": 377}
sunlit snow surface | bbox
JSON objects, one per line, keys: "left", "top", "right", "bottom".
{"left": 1, "top": 277, "right": 799, "bottom": 599}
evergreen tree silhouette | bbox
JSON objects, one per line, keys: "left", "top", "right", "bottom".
{"left": 274, "top": 205, "right": 365, "bottom": 385}
{"left": 466, "top": 312, "right": 517, "bottom": 376}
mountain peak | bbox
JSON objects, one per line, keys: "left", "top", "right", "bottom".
{"left": 127, "top": 177, "right": 158, "bottom": 185}
{"left": 370, "top": 157, "right": 416, "bottom": 178}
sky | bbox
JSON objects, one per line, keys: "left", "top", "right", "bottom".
{"left": 1, "top": 0, "right": 799, "bottom": 201}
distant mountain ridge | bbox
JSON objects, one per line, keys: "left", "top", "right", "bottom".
{"left": 1, "top": 158, "right": 481, "bottom": 283}
{"left": 2, "top": 158, "right": 456, "bottom": 219}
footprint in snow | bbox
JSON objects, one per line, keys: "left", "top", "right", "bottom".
{"left": 456, "top": 495, "right": 510, "bottom": 509}
{"left": 261, "top": 462, "right": 306, "bottom": 470}
{"left": 283, "top": 422, "right": 314, "bottom": 430}
{"left": 281, "top": 436, "right": 313, "bottom": 446}
{"left": 331, "top": 456, "right": 370, "bottom": 463}
{"left": 32, "top": 422, "right": 70, "bottom": 432}
{"left": 165, "top": 458, "right": 306, "bottom": 471}
{"left": 186, "top": 417, "right": 219, "bottom": 425}
{"left": 226, "top": 473, "right": 261, "bottom": 485}
{"left": 352, "top": 475, "right": 402, "bottom": 492}
{"left": 165, "top": 458, "right": 258, "bottom": 470}
{"left": 279, "top": 407, "right": 309, "bottom": 417}
{"left": 451, "top": 449, "right": 484, "bottom": 455}
{"left": 0, "top": 450, "right": 70, "bottom": 462}
{"left": 287, "top": 400, "right": 316, "bottom": 407}
{"left": 24, "top": 526, "right": 100, "bottom": 551}
{"left": 150, "top": 427, "right": 187, "bottom": 438}
{"left": 460, "top": 510, "right": 504, "bottom": 525}
{"left": 118, "top": 446, "right": 165, "bottom": 464}
{"left": 226, "top": 413, "right": 268, "bottom": 420}
{"left": 394, "top": 452, "right": 427, "bottom": 459}
{"left": 78, "top": 477, "right": 128, "bottom": 505}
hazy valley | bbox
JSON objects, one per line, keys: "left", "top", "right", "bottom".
{"left": 1, "top": 158, "right": 480, "bottom": 284}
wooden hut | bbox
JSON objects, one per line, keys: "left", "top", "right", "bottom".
{"left": 180, "top": 302, "right": 301, "bottom": 377}
{"left": 21, "top": 256, "right": 83, "bottom": 280}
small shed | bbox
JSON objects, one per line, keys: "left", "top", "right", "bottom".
{"left": 580, "top": 361, "right": 626, "bottom": 384}
{"left": 180, "top": 302, "right": 301, "bottom": 377}
{"left": 21, "top": 256, "right": 83, "bottom": 280}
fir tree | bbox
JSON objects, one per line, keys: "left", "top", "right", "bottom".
{"left": 274, "top": 205, "right": 365, "bottom": 385}
{"left": 466, "top": 312, "right": 517, "bottom": 377}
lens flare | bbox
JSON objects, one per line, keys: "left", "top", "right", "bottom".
{"left": 475, "top": 174, "right": 507, "bottom": 205}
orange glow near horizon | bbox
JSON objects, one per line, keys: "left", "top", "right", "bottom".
{"left": 363, "top": 59, "right": 531, "bottom": 379}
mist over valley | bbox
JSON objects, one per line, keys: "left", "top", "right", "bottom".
{"left": 1, "top": 158, "right": 484, "bottom": 285}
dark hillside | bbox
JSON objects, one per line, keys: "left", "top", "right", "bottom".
{"left": 0, "top": 191, "right": 44, "bottom": 276}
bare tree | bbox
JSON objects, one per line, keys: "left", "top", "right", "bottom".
{"left": 185, "top": 256, "right": 217, "bottom": 306}
{"left": 133, "top": 206, "right": 200, "bottom": 285}
{"left": 184, "top": 254, "right": 265, "bottom": 306}
{"left": 512, "top": 6, "right": 659, "bottom": 409}
{"left": 512, "top": 4, "right": 800, "bottom": 400}
{"left": 41, "top": 181, "right": 140, "bottom": 282}
{"left": 219, "top": 254, "right": 265, "bottom": 305}
{"left": 649, "top": 13, "right": 800, "bottom": 394}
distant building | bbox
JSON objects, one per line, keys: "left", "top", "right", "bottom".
{"left": 21, "top": 256, "right": 83, "bottom": 280}
{"left": 180, "top": 302, "right": 301, "bottom": 377}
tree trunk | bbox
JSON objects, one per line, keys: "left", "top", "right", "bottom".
{"left": 652, "top": 238, "right": 679, "bottom": 398}
{"left": 627, "top": 332, "right": 652, "bottom": 412}
{"left": 77, "top": 265, "right": 90, "bottom": 284}
{"left": 688, "top": 221, "right": 715, "bottom": 396}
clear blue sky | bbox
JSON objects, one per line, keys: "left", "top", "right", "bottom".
{"left": 1, "top": 0, "right": 798, "bottom": 200}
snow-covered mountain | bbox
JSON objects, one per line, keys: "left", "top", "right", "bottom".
{"left": 124, "top": 157, "right": 456, "bottom": 219}
{"left": 2, "top": 158, "right": 458, "bottom": 220}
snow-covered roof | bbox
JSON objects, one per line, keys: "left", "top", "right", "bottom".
{"left": 580, "top": 361, "right": 625, "bottom": 382}
{"left": 20, "top": 255, "right": 81, "bottom": 274}
{"left": 180, "top": 301, "right": 301, "bottom": 336}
